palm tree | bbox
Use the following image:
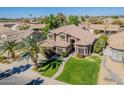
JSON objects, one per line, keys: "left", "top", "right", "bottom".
{"left": 29, "top": 14, "right": 32, "bottom": 18}
{"left": 0, "top": 40, "right": 18, "bottom": 60}
{"left": 18, "top": 36, "right": 45, "bottom": 67}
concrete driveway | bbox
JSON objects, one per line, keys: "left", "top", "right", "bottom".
{"left": 0, "top": 60, "right": 67, "bottom": 85}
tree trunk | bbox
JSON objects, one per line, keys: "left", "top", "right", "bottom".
{"left": 7, "top": 52, "right": 10, "bottom": 59}
{"left": 10, "top": 51, "right": 15, "bottom": 61}
{"left": 11, "top": 53, "right": 15, "bottom": 59}
{"left": 32, "top": 58, "right": 39, "bottom": 67}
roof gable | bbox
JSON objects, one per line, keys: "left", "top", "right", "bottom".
{"left": 50, "top": 25, "right": 96, "bottom": 45}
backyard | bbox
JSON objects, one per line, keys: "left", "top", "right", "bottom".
{"left": 56, "top": 55, "right": 101, "bottom": 85}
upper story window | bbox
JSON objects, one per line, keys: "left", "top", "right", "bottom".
{"left": 60, "top": 35, "right": 66, "bottom": 40}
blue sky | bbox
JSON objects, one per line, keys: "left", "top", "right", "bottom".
{"left": 0, "top": 7, "right": 124, "bottom": 18}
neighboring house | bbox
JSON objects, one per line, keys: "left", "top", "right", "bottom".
{"left": 107, "top": 31, "right": 124, "bottom": 62}
{"left": 0, "top": 24, "right": 11, "bottom": 39}
{"left": 0, "top": 23, "right": 36, "bottom": 42}
{"left": 39, "top": 25, "right": 96, "bottom": 56}
{"left": 89, "top": 24, "right": 120, "bottom": 35}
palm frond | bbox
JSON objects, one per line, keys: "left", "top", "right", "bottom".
{"left": 18, "top": 51, "right": 30, "bottom": 62}
{"left": 0, "top": 40, "right": 17, "bottom": 56}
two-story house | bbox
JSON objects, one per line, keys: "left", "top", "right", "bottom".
{"left": 39, "top": 25, "right": 96, "bottom": 56}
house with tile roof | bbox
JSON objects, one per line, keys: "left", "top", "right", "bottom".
{"left": 39, "top": 25, "right": 96, "bottom": 56}
{"left": 0, "top": 23, "right": 37, "bottom": 42}
{"left": 107, "top": 31, "right": 124, "bottom": 61}
{"left": 90, "top": 24, "right": 120, "bottom": 35}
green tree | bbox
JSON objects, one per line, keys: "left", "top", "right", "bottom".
{"left": 18, "top": 36, "right": 43, "bottom": 67}
{"left": 0, "top": 40, "right": 18, "bottom": 60}
{"left": 41, "top": 25, "right": 50, "bottom": 39}
{"left": 68, "top": 15, "right": 80, "bottom": 25}
{"left": 112, "top": 20, "right": 122, "bottom": 25}
{"left": 80, "top": 16, "right": 85, "bottom": 22}
{"left": 88, "top": 17, "right": 98, "bottom": 24}
{"left": 43, "top": 15, "right": 61, "bottom": 30}
{"left": 111, "top": 16, "right": 119, "bottom": 19}
{"left": 57, "top": 13, "right": 67, "bottom": 25}
{"left": 88, "top": 17, "right": 103, "bottom": 24}
{"left": 93, "top": 34, "right": 108, "bottom": 54}
{"left": 112, "top": 20, "right": 124, "bottom": 27}
{"left": 37, "top": 16, "right": 44, "bottom": 24}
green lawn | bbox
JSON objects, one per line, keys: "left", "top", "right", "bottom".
{"left": 37, "top": 59, "right": 62, "bottom": 77}
{"left": 56, "top": 56, "right": 101, "bottom": 85}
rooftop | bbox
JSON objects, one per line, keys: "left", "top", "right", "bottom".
{"left": 90, "top": 24, "right": 120, "bottom": 31}
{"left": 0, "top": 23, "right": 34, "bottom": 41}
{"left": 41, "top": 25, "right": 96, "bottom": 47}
{"left": 108, "top": 31, "right": 124, "bottom": 50}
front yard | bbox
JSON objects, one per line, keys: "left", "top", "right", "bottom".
{"left": 56, "top": 55, "right": 101, "bottom": 85}
{"left": 36, "top": 59, "right": 62, "bottom": 77}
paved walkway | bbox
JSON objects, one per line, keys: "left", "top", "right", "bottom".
{"left": 0, "top": 60, "right": 67, "bottom": 85}
{"left": 51, "top": 54, "right": 72, "bottom": 79}
{"left": 98, "top": 55, "right": 124, "bottom": 85}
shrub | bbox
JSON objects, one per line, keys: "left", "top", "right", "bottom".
{"left": 0, "top": 56, "right": 7, "bottom": 63}
{"left": 17, "top": 25, "right": 30, "bottom": 30}
{"left": 93, "top": 29, "right": 102, "bottom": 34}
{"left": 112, "top": 20, "right": 124, "bottom": 27}
{"left": 111, "top": 16, "right": 119, "bottom": 19}
{"left": 68, "top": 15, "right": 80, "bottom": 25}
{"left": 112, "top": 20, "right": 122, "bottom": 25}
{"left": 93, "top": 34, "right": 108, "bottom": 53}
{"left": 60, "top": 51, "right": 68, "bottom": 57}
{"left": 76, "top": 53, "right": 85, "bottom": 58}
{"left": 32, "top": 66, "right": 39, "bottom": 71}
{"left": 0, "top": 56, "right": 4, "bottom": 62}
{"left": 43, "top": 48, "right": 56, "bottom": 59}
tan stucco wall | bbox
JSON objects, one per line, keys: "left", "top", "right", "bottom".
{"left": 55, "top": 47, "right": 66, "bottom": 53}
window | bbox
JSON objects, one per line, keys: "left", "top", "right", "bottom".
{"left": 85, "top": 48, "right": 88, "bottom": 54}
{"left": 60, "top": 35, "right": 65, "bottom": 40}
{"left": 49, "top": 34, "right": 53, "bottom": 39}
{"left": 78, "top": 48, "right": 84, "bottom": 54}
